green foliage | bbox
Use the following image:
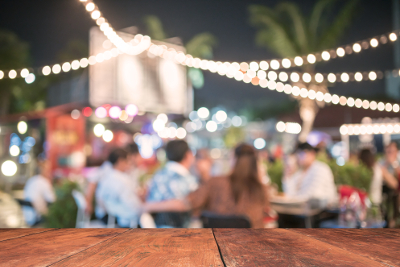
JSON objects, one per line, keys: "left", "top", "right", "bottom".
{"left": 44, "top": 180, "right": 79, "bottom": 228}
{"left": 143, "top": 15, "right": 167, "bottom": 41}
{"left": 267, "top": 160, "right": 284, "bottom": 192}
{"left": 223, "top": 127, "right": 245, "bottom": 148}
{"left": 249, "top": 0, "right": 360, "bottom": 59}
{"left": 185, "top": 32, "right": 218, "bottom": 59}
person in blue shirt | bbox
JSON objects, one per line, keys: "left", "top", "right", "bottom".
{"left": 146, "top": 140, "right": 198, "bottom": 227}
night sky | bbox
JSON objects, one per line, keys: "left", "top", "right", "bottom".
{"left": 0, "top": 0, "right": 395, "bottom": 113}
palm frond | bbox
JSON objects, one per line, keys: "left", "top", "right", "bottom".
{"left": 185, "top": 32, "right": 217, "bottom": 59}
{"left": 249, "top": 5, "right": 299, "bottom": 57}
{"left": 143, "top": 15, "right": 167, "bottom": 41}
{"left": 309, "top": 0, "right": 336, "bottom": 48}
{"left": 317, "top": 0, "right": 360, "bottom": 50}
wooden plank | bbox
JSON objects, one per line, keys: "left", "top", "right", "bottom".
{"left": 0, "top": 229, "right": 55, "bottom": 242}
{"left": 213, "top": 229, "right": 385, "bottom": 266}
{"left": 291, "top": 229, "right": 400, "bottom": 266}
{"left": 51, "top": 229, "right": 223, "bottom": 267}
{"left": 0, "top": 229, "right": 127, "bottom": 267}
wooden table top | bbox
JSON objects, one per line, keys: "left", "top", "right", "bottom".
{"left": 0, "top": 228, "right": 399, "bottom": 266}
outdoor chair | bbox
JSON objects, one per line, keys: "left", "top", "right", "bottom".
{"left": 201, "top": 211, "right": 251, "bottom": 228}
{"left": 71, "top": 190, "right": 107, "bottom": 228}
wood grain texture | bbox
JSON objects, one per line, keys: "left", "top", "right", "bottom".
{"left": 213, "top": 228, "right": 385, "bottom": 266}
{"left": 0, "top": 229, "right": 54, "bottom": 242}
{"left": 52, "top": 229, "right": 223, "bottom": 267}
{"left": 0, "top": 228, "right": 127, "bottom": 267}
{"left": 291, "top": 229, "right": 400, "bottom": 266}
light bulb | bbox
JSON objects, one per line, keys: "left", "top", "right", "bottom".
{"left": 86, "top": 3, "right": 95, "bottom": 12}
{"left": 336, "top": 47, "right": 345, "bottom": 57}
{"left": 369, "top": 71, "right": 377, "bottom": 81}
{"left": 302, "top": 73, "right": 312, "bottom": 83}
{"left": 282, "top": 58, "right": 291, "bottom": 68}
{"left": 355, "top": 72, "right": 363, "bottom": 82}
{"left": 8, "top": 70, "right": 17, "bottom": 79}
{"left": 341, "top": 73, "right": 349, "bottom": 82}
{"left": 389, "top": 33, "right": 397, "bottom": 42}
{"left": 353, "top": 43, "right": 362, "bottom": 53}
{"left": 259, "top": 61, "right": 269, "bottom": 70}
{"left": 270, "top": 60, "right": 280, "bottom": 70}
{"left": 370, "top": 38, "right": 379, "bottom": 47}
{"left": 307, "top": 54, "right": 316, "bottom": 64}
{"left": 328, "top": 73, "right": 336, "bottom": 83}
{"left": 249, "top": 62, "right": 259, "bottom": 71}
{"left": 294, "top": 56, "right": 303, "bottom": 66}
{"left": 20, "top": 68, "right": 29, "bottom": 78}
{"left": 321, "top": 51, "right": 330, "bottom": 61}
{"left": 315, "top": 73, "right": 324, "bottom": 83}
{"left": 290, "top": 73, "right": 300, "bottom": 82}
{"left": 42, "top": 66, "right": 51, "bottom": 76}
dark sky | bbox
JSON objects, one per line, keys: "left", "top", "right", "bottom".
{"left": 0, "top": 0, "right": 395, "bottom": 113}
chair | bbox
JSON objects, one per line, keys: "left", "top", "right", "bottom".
{"left": 201, "top": 211, "right": 251, "bottom": 228}
{"left": 71, "top": 190, "right": 106, "bottom": 228}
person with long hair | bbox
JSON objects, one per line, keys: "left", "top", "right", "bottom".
{"left": 143, "top": 143, "right": 269, "bottom": 228}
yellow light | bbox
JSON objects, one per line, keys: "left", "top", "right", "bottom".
{"left": 321, "top": 51, "right": 330, "bottom": 61}
{"left": 370, "top": 38, "right": 379, "bottom": 47}
{"left": 91, "top": 10, "right": 101, "bottom": 20}
{"left": 353, "top": 43, "right": 362, "bottom": 53}
{"left": 294, "top": 56, "right": 303, "bottom": 66}
{"left": 369, "top": 71, "right": 377, "bottom": 81}
{"left": 282, "top": 58, "right": 291, "bottom": 68}
{"left": 270, "top": 60, "right": 280, "bottom": 70}
{"left": 17, "top": 121, "right": 28, "bottom": 134}
{"left": 86, "top": 3, "right": 95, "bottom": 12}
{"left": 52, "top": 64, "right": 61, "bottom": 74}
{"left": 259, "top": 61, "right": 269, "bottom": 70}
{"left": 20, "top": 68, "right": 29, "bottom": 78}
{"left": 307, "top": 54, "right": 316, "bottom": 64}
{"left": 336, "top": 47, "right": 345, "bottom": 57}
{"left": 302, "top": 73, "right": 311, "bottom": 83}
{"left": 341, "top": 73, "right": 349, "bottom": 82}
{"left": 389, "top": 33, "right": 397, "bottom": 42}
{"left": 328, "top": 73, "right": 336, "bottom": 83}
{"left": 8, "top": 70, "right": 17, "bottom": 79}
{"left": 315, "top": 73, "right": 324, "bottom": 83}
{"left": 290, "top": 72, "right": 300, "bottom": 82}
{"left": 93, "top": 124, "right": 105, "bottom": 137}
{"left": 249, "top": 62, "right": 259, "bottom": 71}
{"left": 355, "top": 72, "right": 363, "bottom": 82}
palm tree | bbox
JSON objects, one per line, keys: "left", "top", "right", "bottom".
{"left": 249, "top": 0, "right": 359, "bottom": 141}
{"left": 144, "top": 15, "right": 217, "bottom": 89}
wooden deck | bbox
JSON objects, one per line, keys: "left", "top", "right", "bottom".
{"left": 0, "top": 229, "right": 399, "bottom": 266}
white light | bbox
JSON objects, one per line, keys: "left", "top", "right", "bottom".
{"left": 315, "top": 73, "right": 324, "bottom": 83}
{"left": 86, "top": 2, "right": 95, "bottom": 11}
{"left": 282, "top": 58, "right": 291, "bottom": 68}
{"left": 337, "top": 157, "right": 345, "bottom": 166}
{"left": 378, "top": 102, "right": 385, "bottom": 111}
{"left": 71, "top": 60, "right": 80, "bottom": 70}
{"left": 257, "top": 70, "right": 267, "bottom": 80}
{"left": 369, "top": 71, "right": 377, "bottom": 81}
{"left": 268, "top": 71, "right": 277, "bottom": 81}
{"left": 80, "top": 58, "right": 89, "bottom": 68}
{"left": 294, "top": 56, "right": 303, "bottom": 66}
{"left": 259, "top": 61, "right": 269, "bottom": 70}
{"left": 62, "top": 62, "right": 71, "bottom": 72}
{"left": 370, "top": 38, "right": 379, "bottom": 47}
{"left": 284, "top": 84, "right": 292, "bottom": 94}
{"left": 198, "top": 107, "right": 210, "bottom": 119}
{"left": 292, "top": 86, "right": 300, "bottom": 96}
{"left": 267, "top": 81, "right": 277, "bottom": 90}
{"left": 176, "top": 128, "right": 187, "bottom": 139}
{"left": 336, "top": 47, "right": 345, "bottom": 57}
{"left": 254, "top": 138, "right": 266, "bottom": 150}
{"left": 249, "top": 62, "right": 259, "bottom": 71}
{"left": 285, "top": 122, "right": 302, "bottom": 134}
{"left": 71, "top": 109, "right": 80, "bottom": 119}
{"left": 157, "top": 113, "right": 168, "bottom": 124}
{"left": 231, "top": 116, "right": 242, "bottom": 127}
{"left": 355, "top": 72, "right": 363, "bottom": 82}
{"left": 103, "top": 130, "right": 114, "bottom": 142}
{"left": 91, "top": 10, "right": 101, "bottom": 20}
{"left": 363, "top": 100, "right": 370, "bottom": 109}
{"left": 206, "top": 121, "right": 218, "bottom": 132}
{"left": 386, "top": 103, "right": 393, "bottom": 112}
{"left": 308, "top": 90, "right": 316, "bottom": 100}
{"left": 235, "top": 71, "right": 244, "bottom": 81}
{"left": 324, "top": 93, "right": 332, "bottom": 103}
{"left": 328, "top": 73, "right": 336, "bottom": 83}
{"left": 290, "top": 73, "right": 300, "bottom": 82}
{"left": 340, "top": 125, "right": 348, "bottom": 135}
{"left": 25, "top": 73, "right": 35, "bottom": 84}
{"left": 347, "top": 97, "right": 355, "bottom": 107}
{"left": 93, "top": 124, "right": 105, "bottom": 137}
{"left": 1, "top": 161, "right": 17, "bottom": 177}
{"left": 321, "top": 51, "right": 330, "bottom": 61}
{"left": 355, "top": 98, "right": 363, "bottom": 108}
{"left": 9, "top": 145, "right": 20, "bottom": 157}
{"left": 210, "top": 148, "right": 222, "bottom": 159}
{"left": 52, "top": 64, "right": 61, "bottom": 74}
{"left": 279, "top": 72, "right": 288, "bottom": 82}
{"left": 276, "top": 121, "right": 285, "bottom": 132}
{"left": 259, "top": 79, "right": 268, "bottom": 88}
{"left": 300, "top": 88, "right": 308, "bottom": 98}
{"left": 389, "top": 33, "right": 397, "bottom": 42}
{"left": 152, "top": 120, "right": 165, "bottom": 132}
{"left": 17, "top": 121, "right": 28, "bottom": 134}
{"left": 307, "top": 54, "right": 316, "bottom": 64}
{"left": 332, "top": 95, "right": 340, "bottom": 104}
{"left": 247, "top": 70, "right": 256, "bottom": 78}
{"left": 370, "top": 101, "right": 377, "bottom": 110}
{"left": 20, "top": 68, "right": 29, "bottom": 78}
{"left": 0, "top": 71, "right": 4, "bottom": 79}
{"left": 341, "top": 73, "right": 349, "bottom": 82}
{"left": 8, "top": 70, "right": 17, "bottom": 79}
{"left": 302, "top": 73, "right": 312, "bottom": 83}
{"left": 394, "top": 104, "right": 400, "bottom": 112}
{"left": 270, "top": 60, "right": 280, "bottom": 70}
{"left": 353, "top": 43, "right": 362, "bottom": 53}
{"left": 216, "top": 110, "right": 227, "bottom": 122}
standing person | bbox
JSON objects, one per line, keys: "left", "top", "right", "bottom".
{"left": 379, "top": 142, "right": 400, "bottom": 227}
{"left": 282, "top": 143, "right": 338, "bottom": 207}
{"left": 96, "top": 148, "right": 142, "bottom": 227}
{"left": 144, "top": 143, "right": 269, "bottom": 228}
{"left": 23, "top": 157, "right": 56, "bottom": 226}
{"left": 358, "top": 148, "right": 383, "bottom": 205}
{"left": 146, "top": 140, "right": 198, "bottom": 227}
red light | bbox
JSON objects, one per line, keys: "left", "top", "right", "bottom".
{"left": 83, "top": 107, "right": 92, "bottom": 117}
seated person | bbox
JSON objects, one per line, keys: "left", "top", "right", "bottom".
{"left": 146, "top": 140, "right": 198, "bottom": 227}
{"left": 282, "top": 143, "right": 338, "bottom": 208}
{"left": 23, "top": 157, "right": 56, "bottom": 226}
{"left": 144, "top": 143, "right": 269, "bottom": 228}
{"left": 96, "top": 148, "right": 142, "bottom": 227}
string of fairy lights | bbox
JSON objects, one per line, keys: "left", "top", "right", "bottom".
{"left": 0, "top": 0, "right": 399, "bottom": 114}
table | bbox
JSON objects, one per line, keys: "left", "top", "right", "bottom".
{"left": 1, "top": 229, "right": 399, "bottom": 266}
{"left": 270, "top": 203, "right": 323, "bottom": 228}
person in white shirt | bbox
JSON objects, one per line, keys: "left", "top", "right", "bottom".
{"left": 96, "top": 148, "right": 142, "bottom": 227}
{"left": 23, "top": 158, "right": 56, "bottom": 226}
{"left": 283, "top": 143, "right": 338, "bottom": 207}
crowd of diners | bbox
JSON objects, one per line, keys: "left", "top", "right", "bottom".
{"left": 22, "top": 139, "right": 400, "bottom": 228}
